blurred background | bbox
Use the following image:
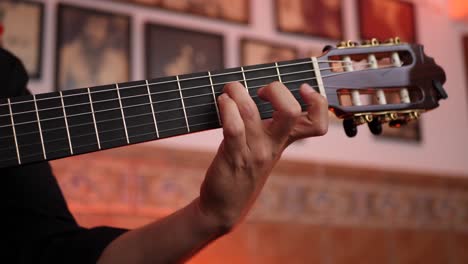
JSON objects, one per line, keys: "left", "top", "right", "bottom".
{"left": 1, "top": 0, "right": 468, "bottom": 263}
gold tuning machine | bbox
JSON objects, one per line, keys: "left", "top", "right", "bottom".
{"left": 384, "top": 37, "right": 402, "bottom": 45}
{"left": 337, "top": 40, "right": 359, "bottom": 48}
{"left": 405, "top": 111, "right": 420, "bottom": 121}
{"left": 361, "top": 38, "right": 380, "bottom": 46}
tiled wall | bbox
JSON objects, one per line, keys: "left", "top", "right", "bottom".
{"left": 50, "top": 145, "right": 468, "bottom": 264}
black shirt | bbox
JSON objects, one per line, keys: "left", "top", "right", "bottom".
{"left": 1, "top": 48, "right": 127, "bottom": 263}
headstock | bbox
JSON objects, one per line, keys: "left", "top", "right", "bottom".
{"left": 318, "top": 37, "right": 447, "bottom": 137}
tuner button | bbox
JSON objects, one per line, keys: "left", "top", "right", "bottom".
{"left": 433, "top": 80, "right": 448, "bottom": 100}
{"left": 368, "top": 118, "right": 383, "bottom": 135}
{"left": 389, "top": 119, "right": 407, "bottom": 128}
{"left": 343, "top": 118, "right": 358, "bottom": 138}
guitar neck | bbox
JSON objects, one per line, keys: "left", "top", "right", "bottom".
{"left": 0, "top": 57, "right": 327, "bottom": 169}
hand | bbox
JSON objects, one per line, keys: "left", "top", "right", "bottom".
{"left": 198, "top": 81, "right": 328, "bottom": 231}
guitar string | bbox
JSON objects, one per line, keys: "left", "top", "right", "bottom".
{"left": 0, "top": 66, "right": 324, "bottom": 118}
{"left": 0, "top": 73, "right": 343, "bottom": 132}
{"left": 0, "top": 83, "right": 316, "bottom": 151}
{"left": 0, "top": 104, "right": 306, "bottom": 163}
{"left": 0, "top": 59, "right": 376, "bottom": 108}
{"left": 0, "top": 62, "right": 400, "bottom": 150}
{"left": 0, "top": 63, "right": 402, "bottom": 157}
{"left": 0, "top": 61, "right": 402, "bottom": 162}
{"left": 0, "top": 62, "right": 397, "bottom": 129}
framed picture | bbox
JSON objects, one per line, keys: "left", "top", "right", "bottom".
{"left": 145, "top": 23, "right": 224, "bottom": 78}
{"left": 358, "top": 0, "right": 416, "bottom": 43}
{"left": 275, "top": 0, "right": 343, "bottom": 40}
{"left": 56, "top": 4, "right": 131, "bottom": 91}
{"left": 241, "top": 38, "right": 298, "bottom": 66}
{"left": 112, "top": 0, "right": 249, "bottom": 24}
{"left": 0, "top": 1, "right": 43, "bottom": 79}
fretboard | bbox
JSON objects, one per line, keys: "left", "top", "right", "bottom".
{"left": 0, "top": 57, "right": 327, "bottom": 169}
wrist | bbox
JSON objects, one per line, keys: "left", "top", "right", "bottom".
{"left": 193, "top": 197, "right": 236, "bottom": 235}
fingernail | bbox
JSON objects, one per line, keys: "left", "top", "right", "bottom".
{"left": 218, "top": 93, "right": 229, "bottom": 101}
{"left": 301, "top": 83, "right": 316, "bottom": 93}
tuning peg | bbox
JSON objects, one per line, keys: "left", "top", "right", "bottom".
{"left": 343, "top": 118, "right": 358, "bottom": 137}
{"left": 368, "top": 117, "right": 383, "bottom": 135}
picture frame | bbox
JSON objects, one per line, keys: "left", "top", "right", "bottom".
{"left": 358, "top": 0, "right": 417, "bottom": 43}
{"left": 241, "top": 38, "right": 298, "bottom": 66}
{"left": 0, "top": 0, "right": 44, "bottom": 79}
{"left": 145, "top": 23, "right": 224, "bottom": 79}
{"left": 111, "top": 0, "right": 249, "bottom": 24}
{"left": 55, "top": 4, "right": 131, "bottom": 91}
{"left": 275, "top": 0, "right": 344, "bottom": 40}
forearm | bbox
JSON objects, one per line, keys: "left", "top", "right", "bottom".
{"left": 97, "top": 197, "right": 229, "bottom": 264}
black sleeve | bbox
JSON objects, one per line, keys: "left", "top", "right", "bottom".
{"left": 1, "top": 48, "right": 128, "bottom": 263}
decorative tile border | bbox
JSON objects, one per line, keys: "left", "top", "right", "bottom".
{"left": 51, "top": 147, "right": 468, "bottom": 232}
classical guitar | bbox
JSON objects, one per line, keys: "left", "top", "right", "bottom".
{"left": 0, "top": 38, "right": 447, "bottom": 169}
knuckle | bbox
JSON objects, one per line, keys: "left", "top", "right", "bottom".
{"left": 252, "top": 148, "right": 272, "bottom": 166}
{"left": 223, "top": 123, "right": 244, "bottom": 138}
{"left": 315, "top": 122, "right": 329, "bottom": 136}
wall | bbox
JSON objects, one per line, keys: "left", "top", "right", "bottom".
{"left": 51, "top": 145, "right": 468, "bottom": 264}
{"left": 11, "top": 0, "right": 468, "bottom": 262}
{"left": 26, "top": 0, "right": 468, "bottom": 176}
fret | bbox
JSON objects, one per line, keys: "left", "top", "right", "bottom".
{"left": 243, "top": 62, "right": 279, "bottom": 90}
{"left": 115, "top": 83, "right": 130, "bottom": 144}
{"left": 87, "top": 88, "right": 101, "bottom": 150}
{"left": 89, "top": 84, "right": 127, "bottom": 149}
{"left": 210, "top": 67, "right": 244, "bottom": 96}
{"left": 33, "top": 95, "right": 47, "bottom": 160}
{"left": 6, "top": 98, "right": 21, "bottom": 164}
{"left": 62, "top": 89, "right": 99, "bottom": 154}
{"left": 59, "top": 91, "right": 73, "bottom": 155}
{"left": 176, "top": 75, "right": 190, "bottom": 133}
{"left": 179, "top": 72, "right": 220, "bottom": 133}
{"left": 36, "top": 92, "right": 73, "bottom": 160}
{"left": 243, "top": 63, "right": 278, "bottom": 117}
{"left": 311, "top": 57, "right": 327, "bottom": 98}
{"left": 208, "top": 71, "right": 222, "bottom": 125}
{"left": 147, "top": 76, "right": 187, "bottom": 138}
{"left": 146, "top": 79, "right": 160, "bottom": 138}
{"left": 275, "top": 62, "right": 283, "bottom": 83}
{"left": 276, "top": 58, "right": 319, "bottom": 115}
{"left": 10, "top": 95, "right": 43, "bottom": 164}
{"left": 119, "top": 80, "right": 158, "bottom": 144}
{"left": 240, "top": 66, "right": 248, "bottom": 91}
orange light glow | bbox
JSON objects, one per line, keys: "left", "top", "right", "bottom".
{"left": 450, "top": 0, "right": 468, "bottom": 21}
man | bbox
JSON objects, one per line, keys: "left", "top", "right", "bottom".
{"left": 1, "top": 46, "right": 328, "bottom": 263}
